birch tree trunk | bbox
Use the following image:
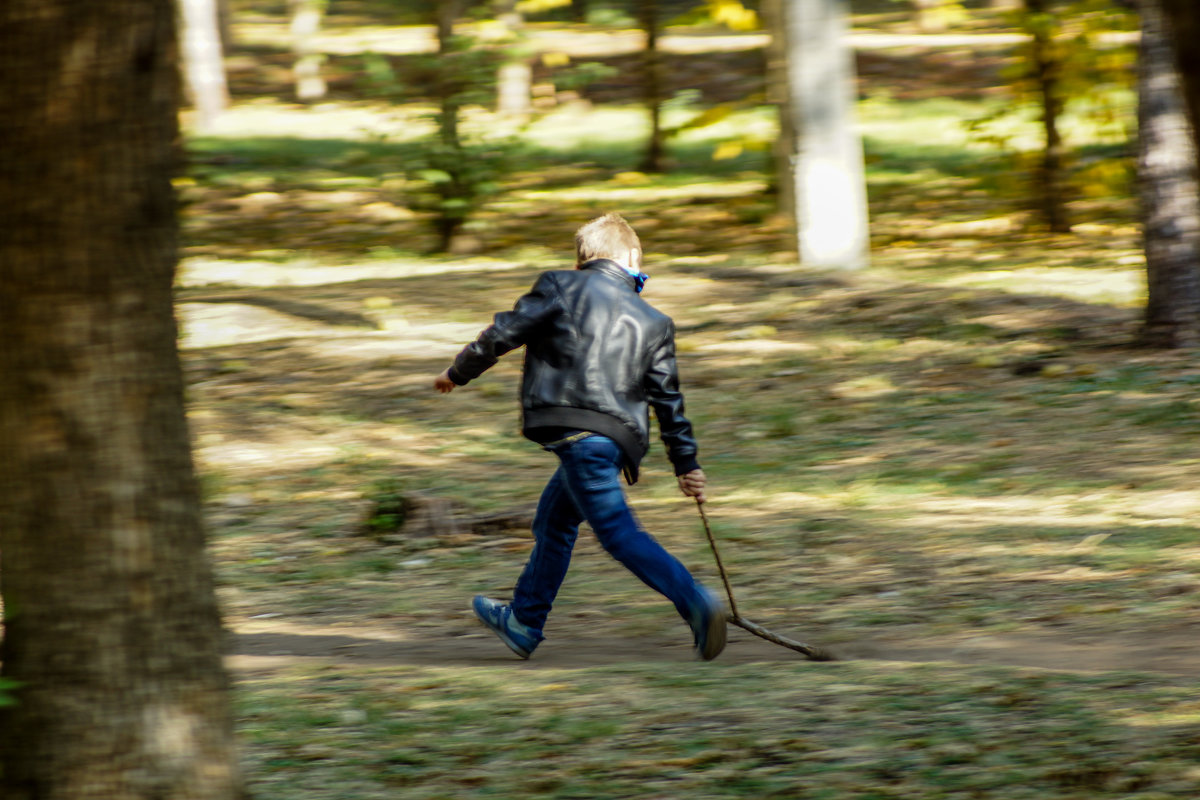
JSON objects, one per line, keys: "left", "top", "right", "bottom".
{"left": 781, "top": 0, "right": 870, "bottom": 270}
{"left": 1137, "top": 0, "right": 1200, "bottom": 347}
{"left": 0, "top": 1, "right": 243, "bottom": 797}
{"left": 495, "top": 0, "right": 532, "bottom": 117}
{"left": 178, "top": 0, "right": 229, "bottom": 131}
{"left": 291, "top": 0, "right": 327, "bottom": 102}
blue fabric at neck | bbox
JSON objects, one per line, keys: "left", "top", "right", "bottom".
{"left": 616, "top": 262, "right": 649, "bottom": 293}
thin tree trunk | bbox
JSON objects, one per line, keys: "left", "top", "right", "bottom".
{"left": 1137, "top": 0, "right": 1200, "bottom": 347}
{"left": 781, "top": 0, "right": 871, "bottom": 270}
{"left": 495, "top": 0, "right": 532, "bottom": 117}
{"left": 178, "top": 0, "right": 230, "bottom": 131}
{"left": 639, "top": 0, "right": 665, "bottom": 173}
{"left": 763, "top": 0, "right": 798, "bottom": 239}
{"left": 1024, "top": 0, "right": 1070, "bottom": 232}
{"left": 291, "top": 0, "right": 327, "bottom": 102}
{"left": 437, "top": 1, "right": 465, "bottom": 151}
{"left": 435, "top": 0, "right": 468, "bottom": 251}
{"left": 0, "top": 1, "right": 243, "bottom": 798}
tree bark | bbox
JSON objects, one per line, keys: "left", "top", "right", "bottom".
{"left": 291, "top": 0, "right": 327, "bottom": 102}
{"left": 1023, "top": 0, "right": 1071, "bottom": 232}
{"left": 0, "top": 1, "right": 243, "bottom": 798}
{"left": 1137, "top": 0, "right": 1200, "bottom": 347}
{"left": 639, "top": 0, "right": 665, "bottom": 172}
{"left": 495, "top": 0, "right": 532, "bottom": 117}
{"left": 762, "top": 0, "right": 798, "bottom": 240}
{"left": 178, "top": 0, "right": 230, "bottom": 131}
{"left": 781, "top": 0, "right": 871, "bottom": 270}
{"left": 1159, "top": 0, "right": 1200, "bottom": 140}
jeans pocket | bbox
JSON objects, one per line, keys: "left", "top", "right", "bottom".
{"left": 567, "top": 438, "right": 622, "bottom": 491}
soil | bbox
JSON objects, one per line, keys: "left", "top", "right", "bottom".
{"left": 226, "top": 617, "right": 1200, "bottom": 678}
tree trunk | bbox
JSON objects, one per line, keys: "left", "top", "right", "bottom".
{"left": 495, "top": 0, "right": 532, "bottom": 117}
{"left": 639, "top": 0, "right": 665, "bottom": 172}
{"left": 781, "top": 0, "right": 871, "bottom": 270}
{"left": 1024, "top": 0, "right": 1071, "bottom": 232}
{"left": 437, "top": 1, "right": 465, "bottom": 151}
{"left": 434, "top": 0, "right": 469, "bottom": 251}
{"left": 0, "top": 1, "right": 243, "bottom": 798}
{"left": 178, "top": 0, "right": 230, "bottom": 131}
{"left": 291, "top": 0, "right": 327, "bottom": 102}
{"left": 1159, "top": 0, "right": 1200, "bottom": 140}
{"left": 762, "top": 0, "right": 798, "bottom": 241}
{"left": 1137, "top": 0, "right": 1200, "bottom": 347}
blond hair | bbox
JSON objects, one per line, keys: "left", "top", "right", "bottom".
{"left": 575, "top": 213, "right": 641, "bottom": 265}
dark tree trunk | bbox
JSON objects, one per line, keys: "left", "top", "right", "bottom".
{"left": 763, "top": 0, "right": 798, "bottom": 237}
{"left": 1159, "top": 0, "right": 1200, "bottom": 140}
{"left": 1137, "top": 0, "right": 1200, "bottom": 347}
{"left": 1024, "top": 0, "right": 1071, "bottom": 232}
{"left": 639, "top": 0, "right": 665, "bottom": 173}
{"left": 434, "top": 0, "right": 469, "bottom": 251}
{"left": 0, "top": 1, "right": 243, "bottom": 798}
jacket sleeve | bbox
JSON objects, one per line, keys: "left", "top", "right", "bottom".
{"left": 447, "top": 272, "right": 560, "bottom": 385}
{"left": 644, "top": 322, "right": 701, "bottom": 475}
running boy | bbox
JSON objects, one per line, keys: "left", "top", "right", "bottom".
{"left": 434, "top": 213, "right": 726, "bottom": 660}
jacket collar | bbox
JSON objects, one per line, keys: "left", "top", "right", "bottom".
{"left": 580, "top": 258, "right": 638, "bottom": 290}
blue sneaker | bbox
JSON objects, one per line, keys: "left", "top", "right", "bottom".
{"left": 689, "top": 589, "right": 728, "bottom": 661}
{"left": 472, "top": 596, "right": 541, "bottom": 659}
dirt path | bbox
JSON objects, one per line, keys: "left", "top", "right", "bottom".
{"left": 226, "top": 621, "right": 1200, "bottom": 678}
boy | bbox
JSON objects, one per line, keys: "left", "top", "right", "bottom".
{"left": 434, "top": 213, "right": 726, "bottom": 660}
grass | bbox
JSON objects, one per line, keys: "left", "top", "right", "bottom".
{"left": 235, "top": 661, "right": 1200, "bottom": 799}
{"left": 175, "top": 9, "right": 1200, "bottom": 799}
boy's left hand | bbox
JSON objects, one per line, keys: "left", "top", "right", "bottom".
{"left": 434, "top": 370, "right": 456, "bottom": 393}
{"left": 678, "top": 469, "right": 707, "bottom": 503}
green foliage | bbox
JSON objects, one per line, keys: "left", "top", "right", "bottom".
{"left": 359, "top": 35, "right": 517, "bottom": 250}
{"left": 965, "top": 0, "right": 1138, "bottom": 218}
{"left": 363, "top": 478, "right": 407, "bottom": 534}
{"left": 403, "top": 135, "right": 515, "bottom": 248}
{"left": 0, "top": 678, "right": 20, "bottom": 708}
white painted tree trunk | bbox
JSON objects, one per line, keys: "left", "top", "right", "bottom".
{"left": 178, "top": 0, "right": 229, "bottom": 131}
{"left": 782, "top": 0, "right": 870, "bottom": 270}
{"left": 291, "top": 0, "right": 327, "bottom": 102}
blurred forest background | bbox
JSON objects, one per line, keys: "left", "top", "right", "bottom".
{"left": 4, "top": 0, "right": 1200, "bottom": 798}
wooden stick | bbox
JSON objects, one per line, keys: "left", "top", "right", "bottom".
{"left": 696, "top": 499, "right": 837, "bottom": 662}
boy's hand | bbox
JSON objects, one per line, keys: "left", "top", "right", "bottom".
{"left": 677, "top": 469, "right": 707, "bottom": 504}
{"left": 434, "top": 370, "right": 456, "bottom": 394}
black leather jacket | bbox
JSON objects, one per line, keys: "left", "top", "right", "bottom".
{"left": 447, "top": 259, "right": 700, "bottom": 483}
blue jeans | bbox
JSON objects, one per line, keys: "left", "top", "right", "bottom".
{"left": 510, "top": 434, "right": 706, "bottom": 639}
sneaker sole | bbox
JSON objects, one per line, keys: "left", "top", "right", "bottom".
{"left": 698, "top": 608, "right": 727, "bottom": 660}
